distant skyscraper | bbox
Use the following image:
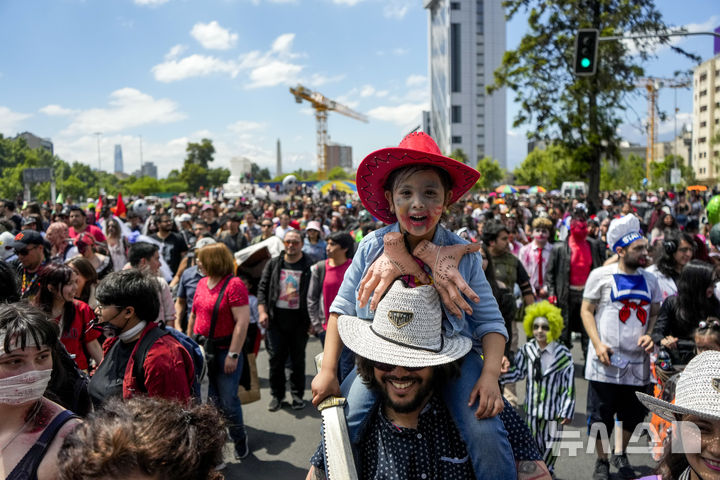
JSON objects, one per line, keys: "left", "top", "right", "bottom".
{"left": 142, "top": 161, "right": 158, "bottom": 179}
{"left": 114, "top": 144, "right": 123, "bottom": 174}
{"left": 424, "top": 0, "right": 506, "bottom": 168}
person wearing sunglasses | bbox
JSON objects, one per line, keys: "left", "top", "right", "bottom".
{"left": 250, "top": 220, "right": 276, "bottom": 245}
{"left": 500, "top": 300, "right": 574, "bottom": 476}
{"left": 307, "top": 280, "right": 552, "bottom": 480}
{"left": 6, "top": 230, "right": 48, "bottom": 300}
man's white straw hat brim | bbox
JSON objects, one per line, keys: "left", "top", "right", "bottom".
{"left": 337, "top": 281, "right": 472, "bottom": 368}
{"left": 636, "top": 350, "right": 720, "bottom": 422}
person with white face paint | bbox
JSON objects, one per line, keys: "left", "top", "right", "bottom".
{"left": 518, "top": 217, "right": 555, "bottom": 300}
{"left": 501, "top": 301, "right": 575, "bottom": 475}
{"left": 0, "top": 302, "right": 80, "bottom": 480}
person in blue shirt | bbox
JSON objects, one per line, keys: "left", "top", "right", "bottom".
{"left": 311, "top": 132, "right": 516, "bottom": 479}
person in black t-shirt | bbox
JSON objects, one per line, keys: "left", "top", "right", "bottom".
{"left": 151, "top": 213, "right": 188, "bottom": 276}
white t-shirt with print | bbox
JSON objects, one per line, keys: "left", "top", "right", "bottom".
{"left": 583, "top": 264, "right": 661, "bottom": 386}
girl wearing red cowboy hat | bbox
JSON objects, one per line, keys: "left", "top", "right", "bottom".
{"left": 311, "top": 132, "right": 518, "bottom": 479}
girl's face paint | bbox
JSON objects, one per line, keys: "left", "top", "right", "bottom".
{"left": 533, "top": 228, "right": 549, "bottom": 246}
{"left": 384, "top": 170, "right": 450, "bottom": 244}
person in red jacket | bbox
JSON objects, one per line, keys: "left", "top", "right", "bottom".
{"left": 88, "top": 269, "right": 194, "bottom": 407}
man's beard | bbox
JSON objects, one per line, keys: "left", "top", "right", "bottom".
{"left": 623, "top": 254, "right": 646, "bottom": 270}
{"left": 374, "top": 371, "right": 435, "bottom": 414}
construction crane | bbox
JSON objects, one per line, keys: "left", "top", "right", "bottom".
{"left": 636, "top": 77, "right": 691, "bottom": 179}
{"left": 290, "top": 84, "right": 368, "bottom": 176}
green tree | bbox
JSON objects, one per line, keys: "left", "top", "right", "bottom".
{"left": 489, "top": 0, "right": 699, "bottom": 204}
{"left": 251, "top": 162, "right": 271, "bottom": 181}
{"left": 207, "top": 167, "right": 231, "bottom": 187}
{"left": 327, "top": 166, "right": 350, "bottom": 180}
{"left": 185, "top": 138, "right": 215, "bottom": 168}
{"left": 448, "top": 148, "right": 469, "bottom": 164}
{"left": 513, "top": 144, "right": 575, "bottom": 189}
{"left": 475, "top": 156, "right": 505, "bottom": 190}
{"left": 180, "top": 163, "right": 209, "bottom": 193}
{"left": 600, "top": 154, "right": 646, "bottom": 190}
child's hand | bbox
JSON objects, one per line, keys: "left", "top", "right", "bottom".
{"left": 468, "top": 374, "right": 504, "bottom": 419}
{"left": 311, "top": 369, "right": 341, "bottom": 407}
{"left": 500, "top": 356, "right": 510, "bottom": 374}
{"left": 413, "top": 240, "right": 481, "bottom": 317}
{"left": 560, "top": 417, "right": 572, "bottom": 425}
{"left": 358, "top": 232, "right": 430, "bottom": 310}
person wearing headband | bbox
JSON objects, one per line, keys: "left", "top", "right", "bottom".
{"left": 0, "top": 302, "right": 80, "bottom": 480}
{"left": 581, "top": 213, "right": 661, "bottom": 480}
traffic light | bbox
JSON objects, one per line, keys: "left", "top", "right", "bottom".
{"left": 574, "top": 29, "right": 599, "bottom": 76}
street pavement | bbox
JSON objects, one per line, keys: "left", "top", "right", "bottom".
{"left": 221, "top": 331, "right": 659, "bottom": 479}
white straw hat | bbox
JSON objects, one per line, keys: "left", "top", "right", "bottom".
{"left": 636, "top": 350, "right": 720, "bottom": 422}
{"left": 337, "top": 280, "right": 472, "bottom": 368}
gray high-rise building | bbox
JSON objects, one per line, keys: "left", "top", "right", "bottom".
{"left": 423, "top": 0, "right": 506, "bottom": 168}
{"left": 114, "top": 144, "right": 123, "bottom": 174}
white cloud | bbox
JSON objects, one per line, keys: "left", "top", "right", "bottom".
{"left": 383, "top": 0, "right": 413, "bottom": 19}
{"left": 271, "top": 33, "right": 296, "bottom": 54}
{"left": 191, "top": 21, "right": 238, "bottom": 50}
{"left": 39, "top": 104, "right": 77, "bottom": 116}
{"left": 62, "top": 88, "right": 186, "bottom": 135}
{"left": 367, "top": 102, "right": 428, "bottom": 126}
{"left": 247, "top": 60, "right": 303, "bottom": 88}
{"left": 377, "top": 48, "right": 409, "bottom": 56}
{"left": 152, "top": 54, "right": 239, "bottom": 82}
{"left": 360, "top": 85, "right": 376, "bottom": 97}
{"left": 405, "top": 74, "right": 426, "bottom": 87}
{"left": 134, "top": 0, "right": 170, "bottom": 6}
{"left": 657, "top": 112, "right": 692, "bottom": 136}
{"left": 624, "top": 15, "right": 720, "bottom": 55}
{"left": 0, "top": 106, "right": 31, "bottom": 135}
{"left": 228, "top": 120, "right": 267, "bottom": 133}
{"left": 165, "top": 44, "right": 187, "bottom": 60}
{"left": 332, "top": 0, "right": 364, "bottom": 5}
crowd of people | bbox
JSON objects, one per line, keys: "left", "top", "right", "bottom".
{"left": 0, "top": 132, "right": 719, "bottom": 479}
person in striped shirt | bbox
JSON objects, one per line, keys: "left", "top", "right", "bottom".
{"left": 501, "top": 301, "right": 575, "bottom": 474}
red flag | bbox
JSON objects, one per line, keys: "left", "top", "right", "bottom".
{"left": 95, "top": 196, "right": 103, "bottom": 222}
{"left": 115, "top": 192, "right": 127, "bottom": 218}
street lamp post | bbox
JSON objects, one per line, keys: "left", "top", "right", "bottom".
{"left": 94, "top": 132, "right": 102, "bottom": 171}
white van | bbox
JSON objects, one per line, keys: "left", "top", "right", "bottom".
{"left": 560, "top": 181, "right": 587, "bottom": 198}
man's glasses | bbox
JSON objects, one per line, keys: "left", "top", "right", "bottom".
{"left": 96, "top": 304, "right": 123, "bottom": 312}
{"left": 261, "top": 224, "right": 273, "bottom": 228}
{"left": 371, "top": 361, "right": 424, "bottom": 372}
{"left": 284, "top": 239, "right": 301, "bottom": 245}
{"left": 533, "top": 324, "right": 550, "bottom": 331}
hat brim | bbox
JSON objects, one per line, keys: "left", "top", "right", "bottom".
{"left": 338, "top": 315, "right": 472, "bottom": 368}
{"left": 356, "top": 147, "right": 481, "bottom": 224}
{"left": 635, "top": 392, "right": 720, "bottom": 423}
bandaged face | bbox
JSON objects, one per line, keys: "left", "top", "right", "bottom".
{"left": 532, "top": 316, "right": 550, "bottom": 345}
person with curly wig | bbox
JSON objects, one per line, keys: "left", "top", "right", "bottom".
{"left": 500, "top": 300, "right": 575, "bottom": 475}
{"left": 57, "top": 396, "right": 226, "bottom": 480}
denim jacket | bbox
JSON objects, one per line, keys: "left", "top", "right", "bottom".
{"left": 329, "top": 223, "right": 508, "bottom": 348}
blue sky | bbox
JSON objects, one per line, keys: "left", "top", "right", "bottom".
{"left": 0, "top": 0, "right": 718, "bottom": 178}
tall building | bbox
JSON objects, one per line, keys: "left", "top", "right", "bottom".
{"left": 114, "top": 144, "right": 123, "bottom": 174}
{"left": 132, "top": 161, "right": 157, "bottom": 179}
{"left": 325, "top": 143, "right": 353, "bottom": 171}
{"left": 692, "top": 53, "right": 720, "bottom": 182}
{"left": 15, "top": 132, "right": 53, "bottom": 155}
{"left": 424, "top": 0, "right": 506, "bottom": 168}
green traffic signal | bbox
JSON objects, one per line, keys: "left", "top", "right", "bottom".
{"left": 581, "top": 58, "right": 591, "bottom": 68}
{"left": 574, "top": 29, "right": 599, "bottom": 76}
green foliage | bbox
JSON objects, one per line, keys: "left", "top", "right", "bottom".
{"left": 251, "top": 163, "right": 271, "bottom": 181}
{"left": 513, "top": 145, "right": 576, "bottom": 189}
{"left": 475, "top": 156, "right": 505, "bottom": 190}
{"left": 600, "top": 154, "right": 646, "bottom": 190}
{"left": 185, "top": 138, "right": 215, "bottom": 169}
{"left": 0, "top": 135, "right": 234, "bottom": 202}
{"left": 649, "top": 155, "right": 695, "bottom": 189}
{"left": 327, "top": 166, "right": 350, "bottom": 180}
{"left": 448, "top": 149, "right": 469, "bottom": 164}
{"left": 490, "top": 0, "right": 698, "bottom": 202}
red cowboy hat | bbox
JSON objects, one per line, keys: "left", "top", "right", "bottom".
{"left": 356, "top": 132, "right": 480, "bottom": 224}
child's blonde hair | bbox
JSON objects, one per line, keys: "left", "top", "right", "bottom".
{"left": 523, "top": 301, "right": 563, "bottom": 343}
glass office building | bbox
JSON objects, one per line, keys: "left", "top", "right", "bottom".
{"left": 424, "top": 0, "right": 506, "bottom": 168}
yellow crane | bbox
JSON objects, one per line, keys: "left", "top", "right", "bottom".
{"left": 290, "top": 84, "right": 368, "bottom": 176}
{"left": 636, "top": 77, "right": 691, "bottom": 179}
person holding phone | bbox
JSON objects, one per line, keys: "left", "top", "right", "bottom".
{"left": 580, "top": 214, "right": 661, "bottom": 480}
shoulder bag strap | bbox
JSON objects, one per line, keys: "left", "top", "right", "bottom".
{"left": 208, "top": 276, "right": 232, "bottom": 341}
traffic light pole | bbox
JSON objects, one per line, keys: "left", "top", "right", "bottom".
{"left": 598, "top": 31, "right": 720, "bottom": 42}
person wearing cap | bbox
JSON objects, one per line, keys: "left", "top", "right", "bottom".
{"left": 200, "top": 205, "right": 219, "bottom": 235}
{"left": 175, "top": 213, "right": 195, "bottom": 248}
{"left": 311, "top": 132, "right": 515, "bottom": 479}
{"left": 218, "top": 213, "right": 248, "bottom": 254}
{"left": 174, "top": 237, "right": 216, "bottom": 332}
{"left": 67, "top": 206, "right": 106, "bottom": 244}
{"left": 302, "top": 221, "right": 326, "bottom": 262}
{"left": 580, "top": 214, "right": 661, "bottom": 480}
{"left": 7, "top": 230, "right": 48, "bottom": 300}
{"left": 636, "top": 350, "right": 720, "bottom": 480}
{"left": 307, "top": 281, "right": 551, "bottom": 480}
